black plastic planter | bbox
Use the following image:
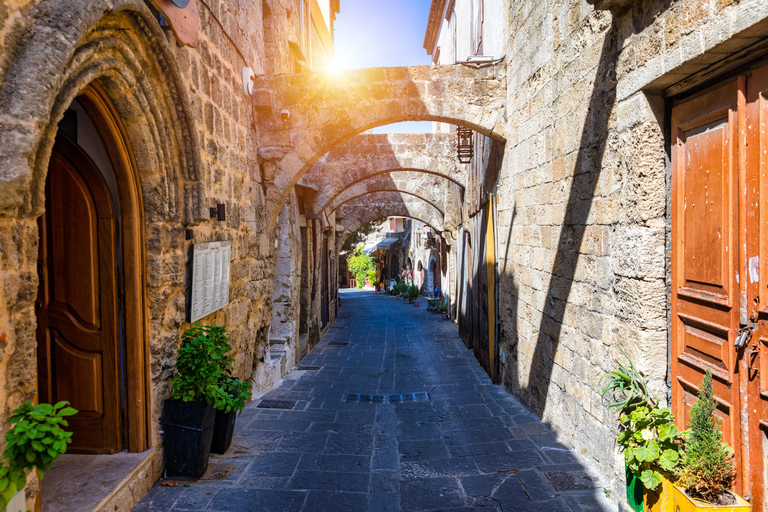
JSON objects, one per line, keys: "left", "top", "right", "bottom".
{"left": 210, "top": 409, "right": 237, "bottom": 454}
{"left": 161, "top": 399, "right": 215, "bottom": 479}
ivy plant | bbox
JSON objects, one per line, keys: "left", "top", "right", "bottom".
{"left": 0, "top": 401, "right": 77, "bottom": 509}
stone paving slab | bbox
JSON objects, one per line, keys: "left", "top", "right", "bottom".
{"left": 134, "top": 289, "right": 612, "bottom": 511}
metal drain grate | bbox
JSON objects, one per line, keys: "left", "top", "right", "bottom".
{"left": 388, "top": 392, "right": 430, "bottom": 403}
{"left": 257, "top": 399, "right": 296, "bottom": 409}
{"left": 344, "top": 392, "right": 429, "bottom": 404}
{"left": 295, "top": 365, "right": 321, "bottom": 371}
{"left": 328, "top": 342, "right": 349, "bottom": 347}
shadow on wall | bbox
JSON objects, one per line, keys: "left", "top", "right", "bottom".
{"left": 504, "top": 22, "right": 620, "bottom": 416}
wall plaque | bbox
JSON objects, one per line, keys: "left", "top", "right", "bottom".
{"left": 189, "top": 241, "right": 231, "bottom": 322}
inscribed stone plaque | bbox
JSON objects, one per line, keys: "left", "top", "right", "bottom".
{"left": 190, "top": 241, "right": 231, "bottom": 322}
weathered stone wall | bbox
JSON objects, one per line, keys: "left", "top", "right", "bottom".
{"left": 0, "top": 0, "right": 320, "bottom": 505}
{"left": 495, "top": 0, "right": 768, "bottom": 496}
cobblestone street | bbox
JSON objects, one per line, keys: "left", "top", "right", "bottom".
{"left": 136, "top": 289, "right": 611, "bottom": 511}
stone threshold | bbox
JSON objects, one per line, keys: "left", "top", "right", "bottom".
{"left": 42, "top": 447, "right": 159, "bottom": 512}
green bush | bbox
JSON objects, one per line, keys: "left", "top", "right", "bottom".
{"left": 217, "top": 375, "right": 252, "bottom": 414}
{"left": 0, "top": 401, "right": 77, "bottom": 508}
{"left": 171, "top": 324, "right": 234, "bottom": 406}
{"left": 407, "top": 284, "right": 419, "bottom": 299}
{"left": 393, "top": 282, "right": 407, "bottom": 295}
{"left": 678, "top": 369, "right": 735, "bottom": 502}
{"left": 348, "top": 247, "right": 375, "bottom": 289}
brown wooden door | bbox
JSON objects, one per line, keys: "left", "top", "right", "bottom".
{"left": 671, "top": 79, "right": 744, "bottom": 492}
{"left": 36, "top": 135, "right": 122, "bottom": 454}
{"left": 745, "top": 65, "right": 768, "bottom": 510}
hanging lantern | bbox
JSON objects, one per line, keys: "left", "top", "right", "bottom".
{"left": 456, "top": 126, "right": 474, "bottom": 164}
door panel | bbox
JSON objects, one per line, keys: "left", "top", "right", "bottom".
{"left": 36, "top": 135, "right": 121, "bottom": 454}
{"left": 745, "top": 64, "right": 768, "bottom": 510}
{"left": 671, "top": 79, "right": 743, "bottom": 491}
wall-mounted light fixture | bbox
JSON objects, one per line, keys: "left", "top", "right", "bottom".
{"left": 456, "top": 126, "right": 474, "bottom": 164}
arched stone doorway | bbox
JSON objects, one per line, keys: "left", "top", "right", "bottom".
{"left": 36, "top": 82, "right": 150, "bottom": 454}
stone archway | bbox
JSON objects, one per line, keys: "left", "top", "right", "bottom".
{"left": 335, "top": 193, "right": 444, "bottom": 253}
{"left": 329, "top": 183, "right": 448, "bottom": 217}
{"left": 299, "top": 133, "right": 465, "bottom": 215}
{"left": 0, "top": 1, "right": 203, "bottom": 463}
{"left": 256, "top": 63, "right": 506, "bottom": 228}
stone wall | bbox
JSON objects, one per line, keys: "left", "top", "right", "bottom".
{"left": 0, "top": 0, "right": 326, "bottom": 505}
{"left": 495, "top": 0, "right": 768, "bottom": 496}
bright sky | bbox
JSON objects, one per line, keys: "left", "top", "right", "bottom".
{"left": 333, "top": 0, "right": 434, "bottom": 134}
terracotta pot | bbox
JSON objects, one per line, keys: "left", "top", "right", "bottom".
{"left": 441, "top": 312, "right": 448, "bottom": 320}
{"left": 414, "top": 301, "right": 419, "bottom": 307}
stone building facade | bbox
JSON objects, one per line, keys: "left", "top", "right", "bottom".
{"left": 2, "top": 0, "right": 768, "bottom": 509}
{"left": 0, "top": 0, "right": 338, "bottom": 509}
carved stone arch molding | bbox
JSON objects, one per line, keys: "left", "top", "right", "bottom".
{"left": 0, "top": 1, "right": 205, "bottom": 452}
{"left": 0, "top": 0, "right": 205, "bottom": 221}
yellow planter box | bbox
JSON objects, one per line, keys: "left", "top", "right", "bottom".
{"left": 643, "top": 476, "right": 750, "bottom": 512}
{"left": 670, "top": 484, "right": 750, "bottom": 512}
{"left": 644, "top": 475, "right": 675, "bottom": 512}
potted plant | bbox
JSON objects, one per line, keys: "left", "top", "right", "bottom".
{"left": 602, "top": 354, "right": 683, "bottom": 512}
{"left": 671, "top": 370, "right": 748, "bottom": 511}
{"left": 0, "top": 401, "right": 77, "bottom": 511}
{"left": 162, "top": 324, "right": 228, "bottom": 478}
{"left": 407, "top": 284, "right": 419, "bottom": 304}
{"left": 211, "top": 375, "right": 252, "bottom": 454}
{"left": 438, "top": 302, "right": 449, "bottom": 320}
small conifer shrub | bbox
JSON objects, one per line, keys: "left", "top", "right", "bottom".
{"left": 679, "top": 369, "right": 736, "bottom": 503}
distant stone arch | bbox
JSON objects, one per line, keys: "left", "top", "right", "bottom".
{"left": 327, "top": 175, "right": 450, "bottom": 215}
{"left": 299, "top": 133, "right": 464, "bottom": 215}
{"left": 257, "top": 63, "right": 506, "bottom": 228}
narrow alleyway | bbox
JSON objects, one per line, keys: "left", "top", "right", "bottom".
{"left": 135, "top": 290, "right": 611, "bottom": 512}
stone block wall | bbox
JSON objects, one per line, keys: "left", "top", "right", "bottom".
{"left": 0, "top": 1, "right": 323, "bottom": 503}
{"left": 496, "top": 0, "right": 768, "bottom": 495}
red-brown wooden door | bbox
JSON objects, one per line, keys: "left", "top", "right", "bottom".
{"left": 745, "top": 65, "right": 768, "bottom": 510}
{"left": 36, "top": 135, "right": 122, "bottom": 453}
{"left": 671, "top": 79, "right": 744, "bottom": 492}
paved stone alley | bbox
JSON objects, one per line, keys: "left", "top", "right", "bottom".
{"left": 135, "top": 290, "right": 611, "bottom": 512}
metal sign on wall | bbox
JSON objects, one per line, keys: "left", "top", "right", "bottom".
{"left": 189, "top": 241, "right": 231, "bottom": 322}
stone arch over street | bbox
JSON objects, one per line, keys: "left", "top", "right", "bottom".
{"left": 257, "top": 64, "right": 505, "bottom": 228}
{"left": 335, "top": 192, "right": 444, "bottom": 252}
{"left": 299, "top": 133, "right": 465, "bottom": 215}
{"left": 327, "top": 175, "right": 450, "bottom": 216}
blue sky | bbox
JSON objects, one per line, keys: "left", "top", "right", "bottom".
{"left": 333, "top": 0, "right": 434, "bottom": 133}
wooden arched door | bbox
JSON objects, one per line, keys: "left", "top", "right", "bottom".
{"left": 35, "top": 134, "right": 122, "bottom": 453}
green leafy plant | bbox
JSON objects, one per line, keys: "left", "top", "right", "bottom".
{"left": 617, "top": 405, "right": 683, "bottom": 491}
{"left": 678, "top": 369, "right": 735, "bottom": 503}
{"left": 407, "top": 284, "right": 419, "bottom": 299}
{"left": 171, "top": 324, "right": 234, "bottom": 405}
{"left": 393, "top": 282, "right": 407, "bottom": 295}
{"left": 216, "top": 375, "right": 252, "bottom": 414}
{"left": 0, "top": 401, "right": 77, "bottom": 509}
{"left": 347, "top": 247, "right": 376, "bottom": 289}
{"left": 602, "top": 353, "right": 682, "bottom": 492}
{"left": 600, "top": 351, "right": 658, "bottom": 412}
